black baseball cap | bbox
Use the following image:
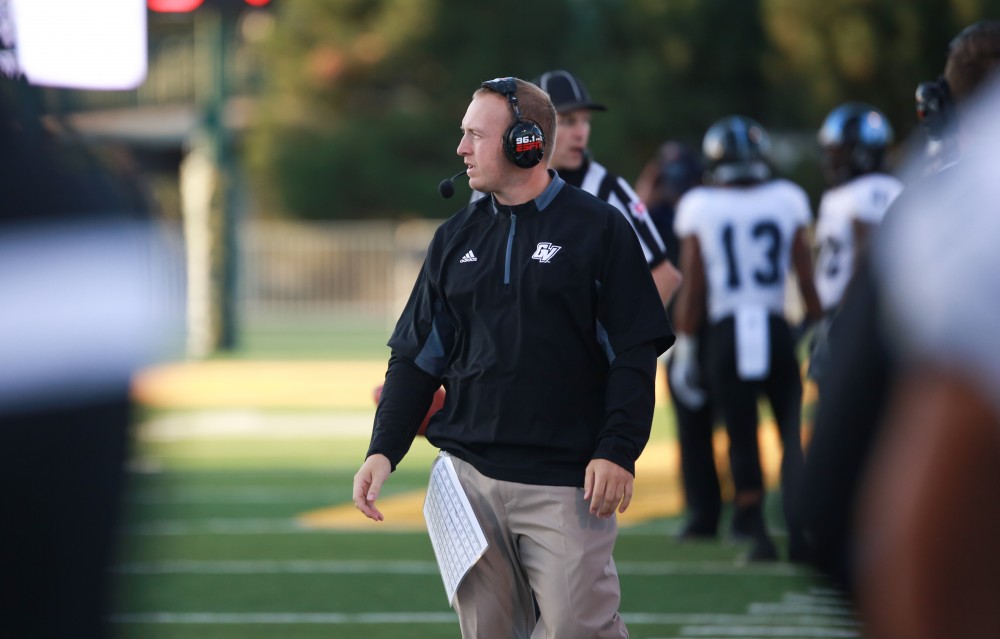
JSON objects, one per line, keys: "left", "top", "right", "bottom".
{"left": 533, "top": 70, "right": 607, "bottom": 113}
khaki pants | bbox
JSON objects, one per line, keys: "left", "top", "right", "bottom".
{"left": 444, "top": 455, "right": 629, "bottom": 639}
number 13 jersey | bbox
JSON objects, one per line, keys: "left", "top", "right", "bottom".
{"left": 674, "top": 179, "right": 812, "bottom": 324}
{"left": 814, "top": 173, "right": 903, "bottom": 312}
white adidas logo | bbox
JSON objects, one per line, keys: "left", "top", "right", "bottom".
{"left": 459, "top": 251, "right": 478, "bottom": 263}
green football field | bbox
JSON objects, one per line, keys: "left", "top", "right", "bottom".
{"left": 112, "top": 319, "right": 863, "bottom": 638}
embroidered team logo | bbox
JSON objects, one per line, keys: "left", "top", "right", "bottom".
{"left": 531, "top": 242, "right": 561, "bottom": 263}
{"left": 459, "top": 251, "right": 477, "bottom": 263}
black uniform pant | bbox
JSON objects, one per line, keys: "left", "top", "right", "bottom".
{"left": 706, "top": 314, "right": 805, "bottom": 539}
{"left": 0, "top": 395, "right": 132, "bottom": 639}
{"left": 666, "top": 334, "right": 721, "bottom": 534}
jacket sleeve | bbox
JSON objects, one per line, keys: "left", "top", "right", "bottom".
{"left": 367, "top": 239, "right": 453, "bottom": 470}
{"left": 592, "top": 341, "right": 657, "bottom": 475}
{"left": 366, "top": 353, "right": 441, "bottom": 470}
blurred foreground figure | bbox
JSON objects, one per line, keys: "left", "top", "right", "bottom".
{"left": 0, "top": 74, "right": 181, "bottom": 638}
{"left": 792, "top": 20, "right": 1000, "bottom": 638}
{"left": 855, "top": 70, "right": 1000, "bottom": 639}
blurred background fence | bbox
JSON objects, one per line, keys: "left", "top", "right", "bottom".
{"left": 237, "top": 218, "right": 437, "bottom": 345}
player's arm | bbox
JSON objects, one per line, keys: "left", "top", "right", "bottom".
{"left": 650, "top": 259, "right": 683, "bottom": 308}
{"left": 672, "top": 235, "right": 706, "bottom": 334}
{"left": 633, "top": 157, "right": 661, "bottom": 204}
{"left": 791, "top": 227, "right": 823, "bottom": 322}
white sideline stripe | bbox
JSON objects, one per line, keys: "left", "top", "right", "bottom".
{"left": 781, "top": 592, "right": 853, "bottom": 609}
{"left": 116, "top": 560, "right": 440, "bottom": 575}
{"left": 677, "top": 626, "right": 859, "bottom": 637}
{"left": 130, "top": 488, "right": 333, "bottom": 504}
{"left": 617, "top": 561, "right": 804, "bottom": 577}
{"left": 111, "top": 612, "right": 856, "bottom": 632}
{"left": 748, "top": 603, "right": 855, "bottom": 617}
{"left": 114, "top": 559, "right": 812, "bottom": 578}
{"left": 126, "top": 519, "right": 312, "bottom": 535}
{"left": 113, "top": 612, "right": 457, "bottom": 624}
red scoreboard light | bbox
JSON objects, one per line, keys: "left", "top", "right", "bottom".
{"left": 148, "top": 0, "right": 270, "bottom": 11}
{"left": 148, "top": 0, "right": 205, "bottom": 11}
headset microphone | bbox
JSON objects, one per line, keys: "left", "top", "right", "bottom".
{"left": 438, "top": 169, "right": 467, "bottom": 199}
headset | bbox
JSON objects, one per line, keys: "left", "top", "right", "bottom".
{"left": 481, "top": 77, "right": 545, "bottom": 169}
{"left": 914, "top": 22, "right": 987, "bottom": 141}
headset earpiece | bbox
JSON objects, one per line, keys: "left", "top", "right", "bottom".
{"left": 503, "top": 119, "right": 545, "bottom": 169}
{"left": 482, "top": 77, "right": 545, "bottom": 169}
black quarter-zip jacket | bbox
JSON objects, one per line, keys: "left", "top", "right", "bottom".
{"left": 368, "top": 173, "right": 675, "bottom": 486}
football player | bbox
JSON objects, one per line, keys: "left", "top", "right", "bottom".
{"left": 810, "top": 104, "right": 902, "bottom": 382}
{"left": 670, "top": 115, "right": 823, "bottom": 561}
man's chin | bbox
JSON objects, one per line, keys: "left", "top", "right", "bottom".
{"left": 553, "top": 156, "right": 584, "bottom": 172}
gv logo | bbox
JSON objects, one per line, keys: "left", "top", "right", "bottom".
{"left": 531, "top": 242, "right": 561, "bottom": 263}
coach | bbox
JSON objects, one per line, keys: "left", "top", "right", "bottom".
{"left": 353, "top": 76, "right": 673, "bottom": 638}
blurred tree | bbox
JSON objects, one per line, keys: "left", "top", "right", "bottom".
{"left": 608, "top": 0, "right": 772, "bottom": 169}
{"left": 245, "top": 0, "right": 999, "bottom": 220}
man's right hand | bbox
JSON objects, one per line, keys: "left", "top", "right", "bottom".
{"left": 353, "top": 454, "right": 392, "bottom": 521}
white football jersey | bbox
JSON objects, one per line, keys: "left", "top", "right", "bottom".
{"left": 675, "top": 180, "right": 811, "bottom": 323}
{"left": 814, "top": 173, "right": 903, "bottom": 311}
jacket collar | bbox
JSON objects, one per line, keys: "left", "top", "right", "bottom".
{"left": 489, "top": 170, "right": 565, "bottom": 215}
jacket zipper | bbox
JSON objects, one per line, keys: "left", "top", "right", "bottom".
{"left": 504, "top": 213, "right": 517, "bottom": 285}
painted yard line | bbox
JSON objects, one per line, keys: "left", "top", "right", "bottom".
{"left": 112, "top": 612, "right": 456, "bottom": 624}
{"left": 111, "top": 612, "right": 856, "bottom": 632}
{"left": 676, "top": 626, "right": 858, "bottom": 637}
{"left": 116, "top": 560, "right": 440, "bottom": 574}
{"left": 617, "top": 561, "right": 805, "bottom": 577}
{"left": 630, "top": 610, "right": 857, "bottom": 627}
{"left": 781, "top": 592, "right": 854, "bottom": 609}
{"left": 126, "top": 519, "right": 318, "bottom": 535}
{"left": 748, "top": 603, "right": 856, "bottom": 617}
{"left": 129, "top": 487, "right": 336, "bottom": 504}
{"left": 114, "top": 559, "right": 812, "bottom": 578}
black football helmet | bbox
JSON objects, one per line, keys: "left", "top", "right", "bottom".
{"left": 818, "top": 102, "right": 894, "bottom": 186}
{"left": 702, "top": 115, "right": 772, "bottom": 185}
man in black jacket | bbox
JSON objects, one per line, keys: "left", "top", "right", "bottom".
{"left": 353, "top": 77, "right": 673, "bottom": 638}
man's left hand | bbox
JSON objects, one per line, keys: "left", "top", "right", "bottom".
{"left": 584, "top": 458, "right": 634, "bottom": 518}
